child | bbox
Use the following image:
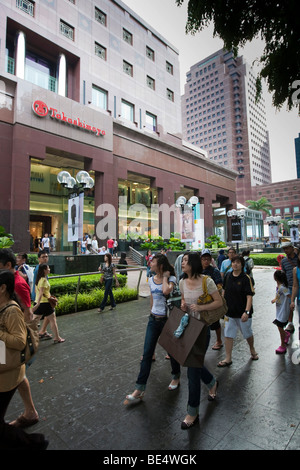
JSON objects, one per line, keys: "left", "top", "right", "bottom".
{"left": 271, "top": 270, "right": 291, "bottom": 354}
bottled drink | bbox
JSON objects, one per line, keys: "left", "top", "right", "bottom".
{"left": 174, "top": 313, "right": 189, "bottom": 338}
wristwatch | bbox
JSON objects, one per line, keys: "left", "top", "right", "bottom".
{"left": 244, "top": 311, "right": 250, "bottom": 315}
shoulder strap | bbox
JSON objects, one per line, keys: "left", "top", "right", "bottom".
{"left": 0, "top": 302, "right": 19, "bottom": 315}
{"left": 202, "top": 275, "right": 209, "bottom": 296}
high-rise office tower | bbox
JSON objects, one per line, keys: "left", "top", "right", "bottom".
{"left": 181, "top": 49, "right": 272, "bottom": 204}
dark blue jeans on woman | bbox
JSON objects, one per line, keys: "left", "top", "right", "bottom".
{"left": 136, "top": 314, "right": 181, "bottom": 391}
{"left": 187, "top": 327, "right": 216, "bottom": 416}
{"left": 100, "top": 278, "right": 116, "bottom": 310}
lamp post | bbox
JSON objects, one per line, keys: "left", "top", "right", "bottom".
{"left": 175, "top": 196, "right": 199, "bottom": 247}
{"left": 227, "top": 209, "right": 245, "bottom": 252}
{"left": 57, "top": 170, "right": 94, "bottom": 255}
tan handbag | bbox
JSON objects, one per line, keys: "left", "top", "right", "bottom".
{"left": 196, "top": 276, "right": 228, "bottom": 325}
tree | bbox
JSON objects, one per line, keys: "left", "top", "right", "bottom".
{"left": 245, "top": 197, "right": 273, "bottom": 215}
{"left": 176, "top": 0, "right": 300, "bottom": 111}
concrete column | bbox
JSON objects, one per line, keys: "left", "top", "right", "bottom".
{"left": 15, "top": 31, "right": 25, "bottom": 79}
{"left": 58, "top": 53, "right": 66, "bottom": 96}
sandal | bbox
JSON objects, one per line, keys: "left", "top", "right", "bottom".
{"left": 123, "top": 391, "right": 145, "bottom": 405}
{"left": 208, "top": 380, "right": 219, "bottom": 401}
{"left": 39, "top": 332, "right": 52, "bottom": 340}
{"left": 217, "top": 360, "right": 232, "bottom": 368}
{"left": 250, "top": 353, "right": 259, "bottom": 360}
{"left": 54, "top": 338, "right": 65, "bottom": 344}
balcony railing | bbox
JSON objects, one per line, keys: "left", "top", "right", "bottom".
{"left": 6, "top": 58, "right": 57, "bottom": 93}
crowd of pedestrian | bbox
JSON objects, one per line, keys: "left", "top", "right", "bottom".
{"left": 124, "top": 241, "right": 299, "bottom": 430}
{"left": 1, "top": 239, "right": 299, "bottom": 447}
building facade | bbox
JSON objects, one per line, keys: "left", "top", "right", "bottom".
{"left": 253, "top": 179, "right": 300, "bottom": 221}
{"left": 0, "top": 0, "right": 237, "bottom": 252}
{"left": 181, "top": 49, "right": 271, "bottom": 205}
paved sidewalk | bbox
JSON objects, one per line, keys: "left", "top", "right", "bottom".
{"left": 6, "top": 268, "right": 300, "bottom": 451}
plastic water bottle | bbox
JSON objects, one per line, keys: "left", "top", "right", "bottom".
{"left": 174, "top": 313, "right": 189, "bottom": 338}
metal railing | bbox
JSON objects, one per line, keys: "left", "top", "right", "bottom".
{"left": 49, "top": 265, "right": 146, "bottom": 312}
{"left": 129, "top": 246, "right": 144, "bottom": 266}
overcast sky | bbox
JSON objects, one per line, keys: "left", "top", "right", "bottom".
{"left": 123, "top": 0, "right": 299, "bottom": 183}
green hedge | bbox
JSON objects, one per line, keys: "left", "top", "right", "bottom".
{"left": 49, "top": 274, "right": 127, "bottom": 296}
{"left": 251, "top": 253, "right": 281, "bottom": 267}
{"left": 55, "top": 286, "right": 138, "bottom": 316}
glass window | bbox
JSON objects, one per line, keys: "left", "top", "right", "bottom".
{"left": 121, "top": 100, "right": 134, "bottom": 122}
{"left": 60, "top": 20, "right": 74, "bottom": 41}
{"left": 123, "top": 29, "right": 133, "bottom": 45}
{"left": 167, "top": 88, "right": 174, "bottom": 102}
{"left": 145, "top": 112, "right": 157, "bottom": 132}
{"left": 123, "top": 60, "right": 133, "bottom": 76}
{"left": 146, "top": 46, "right": 155, "bottom": 61}
{"left": 92, "top": 85, "right": 107, "bottom": 110}
{"left": 16, "top": 0, "right": 35, "bottom": 16}
{"left": 95, "top": 7, "right": 106, "bottom": 26}
{"left": 95, "top": 42, "right": 106, "bottom": 60}
{"left": 146, "top": 75, "right": 155, "bottom": 90}
{"left": 166, "top": 61, "right": 173, "bottom": 74}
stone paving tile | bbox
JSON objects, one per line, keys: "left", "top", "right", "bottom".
{"left": 5, "top": 268, "right": 300, "bottom": 451}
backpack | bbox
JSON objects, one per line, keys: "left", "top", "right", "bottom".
{"left": 23, "top": 264, "right": 34, "bottom": 293}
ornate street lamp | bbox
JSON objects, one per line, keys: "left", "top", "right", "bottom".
{"left": 57, "top": 170, "right": 94, "bottom": 254}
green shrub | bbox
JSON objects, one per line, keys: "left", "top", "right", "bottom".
{"left": 49, "top": 274, "right": 127, "bottom": 296}
{"left": 251, "top": 254, "right": 280, "bottom": 266}
{"left": 55, "top": 286, "right": 138, "bottom": 316}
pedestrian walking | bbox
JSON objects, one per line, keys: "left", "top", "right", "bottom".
{"left": 218, "top": 255, "right": 258, "bottom": 367}
{"left": 271, "top": 270, "right": 291, "bottom": 354}
{"left": 145, "top": 249, "right": 154, "bottom": 280}
{"left": 33, "top": 264, "right": 65, "bottom": 344}
{"left": 0, "top": 270, "right": 48, "bottom": 450}
{"left": 0, "top": 249, "right": 39, "bottom": 429}
{"left": 117, "top": 252, "right": 128, "bottom": 276}
{"left": 200, "top": 249, "right": 223, "bottom": 350}
{"left": 281, "top": 242, "right": 298, "bottom": 333}
{"left": 179, "top": 252, "right": 222, "bottom": 429}
{"left": 124, "top": 254, "right": 180, "bottom": 404}
{"left": 98, "top": 254, "right": 119, "bottom": 312}
{"left": 290, "top": 249, "right": 300, "bottom": 346}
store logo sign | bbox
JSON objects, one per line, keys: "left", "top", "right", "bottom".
{"left": 32, "top": 100, "right": 106, "bottom": 137}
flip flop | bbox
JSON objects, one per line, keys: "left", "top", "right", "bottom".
{"left": 212, "top": 344, "right": 223, "bottom": 350}
{"left": 251, "top": 353, "right": 259, "bottom": 360}
{"left": 217, "top": 360, "right": 232, "bottom": 368}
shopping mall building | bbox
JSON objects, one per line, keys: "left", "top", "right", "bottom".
{"left": 0, "top": 0, "right": 237, "bottom": 252}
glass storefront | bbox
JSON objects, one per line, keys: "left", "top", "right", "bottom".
{"left": 118, "top": 172, "right": 158, "bottom": 239}
{"left": 30, "top": 158, "right": 95, "bottom": 251}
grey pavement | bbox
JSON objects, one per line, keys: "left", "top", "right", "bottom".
{"left": 6, "top": 268, "right": 300, "bottom": 452}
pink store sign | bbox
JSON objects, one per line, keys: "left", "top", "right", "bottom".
{"left": 32, "top": 100, "right": 106, "bottom": 137}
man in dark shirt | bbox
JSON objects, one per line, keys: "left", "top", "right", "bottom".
{"left": 200, "top": 249, "right": 223, "bottom": 350}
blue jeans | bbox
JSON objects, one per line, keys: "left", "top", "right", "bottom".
{"left": 100, "top": 278, "right": 116, "bottom": 310}
{"left": 187, "top": 327, "right": 216, "bottom": 416}
{"left": 136, "top": 315, "right": 181, "bottom": 391}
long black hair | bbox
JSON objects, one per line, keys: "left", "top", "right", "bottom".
{"left": 182, "top": 252, "right": 202, "bottom": 278}
{"left": 152, "top": 254, "right": 175, "bottom": 277}
{"left": 35, "top": 263, "right": 48, "bottom": 286}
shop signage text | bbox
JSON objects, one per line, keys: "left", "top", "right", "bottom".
{"left": 32, "top": 100, "right": 106, "bottom": 137}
